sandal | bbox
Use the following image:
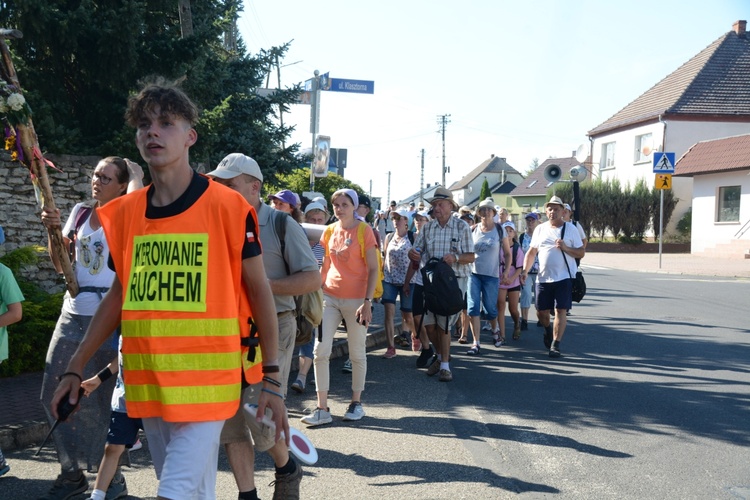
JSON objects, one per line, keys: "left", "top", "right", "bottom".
{"left": 458, "top": 337, "right": 469, "bottom": 344}
{"left": 512, "top": 323, "right": 521, "bottom": 341}
{"left": 466, "top": 345, "right": 480, "bottom": 356}
{"left": 493, "top": 334, "right": 505, "bottom": 348}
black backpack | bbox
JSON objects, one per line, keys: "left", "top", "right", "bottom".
{"left": 421, "top": 257, "right": 464, "bottom": 318}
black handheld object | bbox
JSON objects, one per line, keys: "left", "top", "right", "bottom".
{"left": 34, "top": 387, "right": 85, "bottom": 456}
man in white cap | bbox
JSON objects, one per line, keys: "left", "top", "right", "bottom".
{"left": 407, "top": 187, "right": 475, "bottom": 381}
{"left": 521, "top": 196, "right": 584, "bottom": 358}
{"left": 207, "top": 153, "right": 320, "bottom": 500}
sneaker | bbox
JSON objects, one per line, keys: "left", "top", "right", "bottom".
{"left": 105, "top": 474, "right": 128, "bottom": 500}
{"left": 129, "top": 438, "right": 142, "bottom": 451}
{"left": 271, "top": 457, "right": 303, "bottom": 500}
{"left": 39, "top": 473, "right": 88, "bottom": 500}
{"left": 466, "top": 345, "right": 480, "bottom": 356}
{"left": 536, "top": 321, "right": 542, "bottom": 328}
{"left": 0, "top": 461, "right": 8, "bottom": 477}
{"left": 343, "top": 402, "right": 366, "bottom": 421}
{"left": 300, "top": 407, "right": 333, "bottom": 427}
{"left": 520, "top": 319, "right": 528, "bottom": 331}
{"left": 383, "top": 346, "right": 397, "bottom": 359}
{"left": 411, "top": 335, "right": 421, "bottom": 352}
{"left": 416, "top": 347, "right": 434, "bottom": 368}
{"left": 543, "top": 325, "right": 553, "bottom": 349}
{"left": 291, "top": 378, "right": 306, "bottom": 393}
{"left": 549, "top": 345, "right": 562, "bottom": 358}
{"left": 426, "top": 358, "right": 441, "bottom": 376}
{"left": 493, "top": 333, "right": 504, "bottom": 348}
{"left": 342, "top": 358, "right": 352, "bottom": 373}
{"left": 438, "top": 369, "right": 453, "bottom": 382}
{"left": 481, "top": 323, "right": 492, "bottom": 332}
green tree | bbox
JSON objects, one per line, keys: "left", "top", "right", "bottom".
{"left": 271, "top": 168, "right": 366, "bottom": 212}
{"left": 0, "top": 0, "right": 300, "bottom": 177}
{"left": 524, "top": 157, "right": 539, "bottom": 177}
{"left": 479, "top": 178, "right": 492, "bottom": 201}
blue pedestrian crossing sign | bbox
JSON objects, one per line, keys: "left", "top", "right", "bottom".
{"left": 653, "top": 152, "right": 675, "bottom": 173}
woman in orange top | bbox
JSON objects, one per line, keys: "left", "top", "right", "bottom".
{"left": 301, "top": 189, "right": 378, "bottom": 427}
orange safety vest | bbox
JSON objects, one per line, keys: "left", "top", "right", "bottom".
{"left": 99, "top": 181, "right": 255, "bottom": 422}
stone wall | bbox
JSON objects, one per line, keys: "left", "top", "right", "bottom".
{"left": 0, "top": 151, "right": 102, "bottom": 293}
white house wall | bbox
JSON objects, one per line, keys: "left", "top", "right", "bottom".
{"left": 690, "top": 171, "right": 750, "bottom": 253}
{"left": 591, "top": 119, "right": 750, "bottom": 234}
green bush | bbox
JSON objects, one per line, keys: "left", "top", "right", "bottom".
{"left": 0, "top": 247, "right": 63, "bottom": 377}
{"left": 677, "top": 207, "right": 692, "bottom": 238}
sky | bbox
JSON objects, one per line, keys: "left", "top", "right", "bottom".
{"left": 238, "top": 0, "right": 748, "bottom": 204}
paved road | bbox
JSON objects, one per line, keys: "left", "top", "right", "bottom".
{"left": 2, "top": 264, "right": 750, "bottom": 499}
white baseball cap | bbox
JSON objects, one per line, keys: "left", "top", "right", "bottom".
{"left": 206, "top": 153, "right": 263, "bottom": 182}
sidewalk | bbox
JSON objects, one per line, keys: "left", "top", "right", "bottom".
{"left": 2, "top": 251, "right": 747, "bottom": 452}
{"left": 581, "top": 251, "right": 750, "bottom": 278}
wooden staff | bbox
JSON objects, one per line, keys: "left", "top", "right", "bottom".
{"left": 0, "top": 29, "right": 79, "bottom": 296}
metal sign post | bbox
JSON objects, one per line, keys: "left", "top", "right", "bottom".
{"left": 653, "top": 153, "right": 675, "bottom": 269}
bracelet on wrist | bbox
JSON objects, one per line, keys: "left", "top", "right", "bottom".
{"left": 260, "top": 387, "right": 285, "bottom": 399}
{"left": 262, "top": 376, "right": 281, "bottom": 388}
{"left": 262, "top": 365, "right": 280, "bottom": 374}
{"left": 97, "top": 367, "right": 113, "bottom": 383}
{"left": 58, "top": 371, "right": 82, "bottom": 383}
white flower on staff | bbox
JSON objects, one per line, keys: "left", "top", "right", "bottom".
{"left": 7, "top": 93, "right": 25, "bottom": 111}
{"left": 0, "top": 97, "right": 7, "bottom": 114}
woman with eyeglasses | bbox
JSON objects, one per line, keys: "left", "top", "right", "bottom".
{"left": 38, "top": 157, "right": 142, "bottom": 498}
{"left": 301, "top": 189, "right": 378, "bottom": 427}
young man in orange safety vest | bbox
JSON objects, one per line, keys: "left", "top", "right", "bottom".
{"left": 50, "top": 79, "right": 288, "bottom": 500}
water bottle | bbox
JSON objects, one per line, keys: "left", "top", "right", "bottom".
{"left": 412, "top": 246, "right": 421, "bottom": 269}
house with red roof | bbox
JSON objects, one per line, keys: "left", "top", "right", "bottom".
{"left": 587, "top": 20, "right": 750, "bottom": 236}
{"left": 674, "top": 134, "right": 750, "bottom": 258}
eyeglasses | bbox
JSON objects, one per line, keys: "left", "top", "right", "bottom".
{"left": 92, "top": 172, "right": 113, "bottom": 185}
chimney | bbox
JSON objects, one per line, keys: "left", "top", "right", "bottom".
{"left": 733, "top": 20, "right": 746, "bottom": 37}
{"left": 490, "top": 154, "right": 495, "bottom": 159}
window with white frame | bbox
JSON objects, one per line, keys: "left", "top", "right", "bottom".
{"left": 717, "top": 186, "right": 741, "bottom": 222}
{"left": 634, "top": 133, "right": 652, "bottom": 163}
{"left": 600, "top": 142, "right": 615, "bottom": 171}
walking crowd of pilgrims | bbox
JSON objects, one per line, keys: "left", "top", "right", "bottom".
{"left": 1, "top": 78, "right": 586, "bottom": 500}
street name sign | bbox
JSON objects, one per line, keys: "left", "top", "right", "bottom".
{"left": 325, "top": 78, "right": 375, "bottom": 94}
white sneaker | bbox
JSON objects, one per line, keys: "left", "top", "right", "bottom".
{"left": 343, "top": 402, "right": 365, "bottom": 421}
{"left": 300, "top": 407, "right": 333, "bottom": 427}
{"left": 129, "top": 438, "right": 142, "bottom": 451}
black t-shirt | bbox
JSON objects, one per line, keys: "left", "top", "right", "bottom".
{"left": 109, "top": 172, "right": 261, "bottom": 271}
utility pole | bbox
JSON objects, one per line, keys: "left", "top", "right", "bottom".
{"left": 420, "top": 149, "right": 425, "bottom": 203}
{"left": 387, "top": 171, "right": 391, "bottom": 205}
{"left": 437, "top": 114, "right": 451, "bottom": 186}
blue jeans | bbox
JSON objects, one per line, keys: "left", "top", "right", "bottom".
{"left": 467, "top": 273, "right": 499, "bottom": 319}
{"left": 381, "top": 281, "right": 415, "bottom": 312}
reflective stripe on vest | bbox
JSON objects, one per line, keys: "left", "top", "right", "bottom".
{"left": 98, "top": 182, "right": 251, "bottom": 422}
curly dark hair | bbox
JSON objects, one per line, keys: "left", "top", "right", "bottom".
{"left": 125, "top": 77, "right": 198, "bottom": 127}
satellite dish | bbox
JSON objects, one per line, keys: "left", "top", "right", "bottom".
{"left": 574, "top": 144, "right": 588, "bottom": 164}
{"left": 641, "top": 136, "right": 654, "bottom": 157}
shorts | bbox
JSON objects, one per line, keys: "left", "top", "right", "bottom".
{"left": 536, "top": 279, "right": 573, "bottom": 312}
{"left": 423, "top": 276, "right": 468, "bottom": 331}
{"left": 380, "top": 281, "right": 415, "bottom": 312}
{"left": 467, "top": 273, "right": 498, "bottom": 319}
{"left": 219, "top": 383, "right": 276, "bottom": 453}
{"left": 412, "top": 284, "right": 424, "bottom": 316}
{"left": 107, "top": 410, "right": 143, "bottom": 448}
{"left": 298, "top": 335, "right": 314, "bottom": 359}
